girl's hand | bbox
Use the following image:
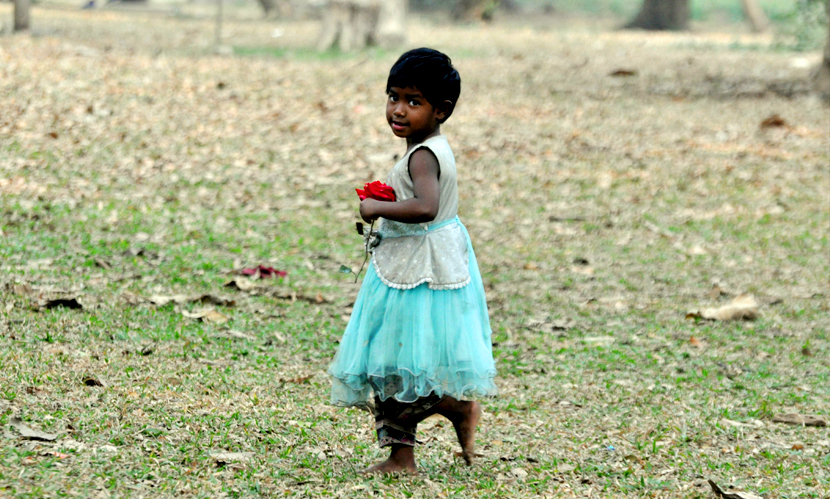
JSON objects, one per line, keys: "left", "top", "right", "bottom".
{"left": 359, "top": 198, "right": 380, "bottom": 223}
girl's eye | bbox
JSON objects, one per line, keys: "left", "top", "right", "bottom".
{"left": 388, "top": 95, "right": 398, "bottom": 102}
{"left": 409, "top": 100, "right": 420, "bottom": 106}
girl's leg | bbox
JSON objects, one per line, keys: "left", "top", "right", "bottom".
{"left": 434, "top": 396, "right": 482, "bottom": 465}
{"left": 363, "top": 393, "right": 442, "bottom": 474}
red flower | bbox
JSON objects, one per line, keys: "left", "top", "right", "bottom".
{"left": 356, "top": 181, "right": 396, "bottom": 202}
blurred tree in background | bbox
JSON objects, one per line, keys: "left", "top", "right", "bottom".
{"left": 14, "top": 0, "right": 30, "bottom": 31}
{"left": 816, "top": 0, "right": 830, "bottom": 95}
{"left": 625, "top": 0, "right": 690, "bottom": 30}
{"left": 622, "top": 0, "right": 771, "bottom": 31}
{"left": 316, "top": 0, "right": 406, "bottom": 51}
{"left": 257, "top": 0, "right": 292, "bottom": 19}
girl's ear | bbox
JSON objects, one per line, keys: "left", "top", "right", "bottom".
{"left": 434, "top": 100, "right": 453, "bottom": 121}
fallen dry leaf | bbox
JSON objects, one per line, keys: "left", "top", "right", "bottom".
{"left": 149, "top": 294, "right": 233, "bottom": 307}
{"left": 772, "top": 413, "right": 827, "bottom": 427}
{"left": 272, "top": 291, "right": 328, "bottom": 304}
{"left": 224, "top": 278, "right": 259, "bottom": 292}
{"left": 93, "top": 258, "right": 111, "bottom": 269}
{"left": 609, "top": 68, "right": 637, "bottom": 77}
{"left": 689, "top": 336, "right": 703, "bottom": 348}
{"left": 149, "top": 294, "right": 190, "bottom": 306}
{"left": 83, "top": 374, "right": 106, "bottom": 387}
{"left": 687, "top": 294, "right": 759, "bottom": 321}
{"left": 280, "top": 374, "right": 313, "bottom": 384}
{"left": 10, "top": 417, "right": 59, "bottom": 441}
{"left": 219, "top": 330, "right": 255, "bottom": 341}
{"left": 708, "top": 479, "right": 763, "bottom": 499}
{"left": 210, "top": 451, "right": 254, "bottom": 467}
{"left": 759, "top": 114, "right": 787, "bottom": 129}
{"left": 182, "top": 309, "right": 229, "bottom": 324}
{"left": 8, "top": 283, "right": 33, "bottom": 296}
{"left": 791, "top": 443, "right": 804, "bottom": 451}
{"left": 191, "top": 294, "right": 235, "bottom": 307}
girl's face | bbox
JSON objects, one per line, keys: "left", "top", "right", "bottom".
{"left": 386, "top": 86, "right": 447, "bottom": 143}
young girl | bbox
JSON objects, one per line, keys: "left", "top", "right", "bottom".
{"left": 329, "top": 48, "right": 497, "bottom": 474}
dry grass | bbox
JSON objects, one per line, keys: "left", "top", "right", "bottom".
{"left": 1, "top": 4, "right": 828, "bottom": 498}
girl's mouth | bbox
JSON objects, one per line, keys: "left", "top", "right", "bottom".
{"left": 391, "top": 122, "right": 407, "bottom": 131}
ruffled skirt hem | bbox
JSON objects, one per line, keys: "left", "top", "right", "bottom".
{"left": 330, "top": 367, "right": 498, "bottom": 406}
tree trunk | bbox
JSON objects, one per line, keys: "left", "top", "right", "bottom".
{"left": 375, "top": 0, "right": 407, "bottom": 48}
{"left": 814, "top": 0, "right": 830, "bottom": 98}
{"left": 317, "top": 0, "right": 405, "bottom": 52}
{"left": 452, "top": 0, "right": 491, "bottom": 22}
{"left": 14, "top": 0, "right": 31, "bottom": 32}
{"left": 740, "top": 0, "right": 769, "bottom": 33}
{"left": 624, "top": 0, "right": 689, "bottom": 31}
{"left": 256, "top": 0, "right": 292, "bottom": 19}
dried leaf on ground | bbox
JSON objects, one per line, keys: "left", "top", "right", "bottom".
{"left": 124, "top": 247, "right": 159, "bottom": 260}
{"left": 210, "top": 451, "right": 254, "bottom": 466}
{"left": 759, "top": 114, "right": 787, "bottom": 129}
{"left": 7, "top": 283, "right": 33, "bottom": 296}
{"left": 191, "top": 294, "right": 235, "bottom": 307}
{"left": 182, "top": 309, "right": 229, "bottom": 324}
{"left": 609, "top": 69, "right": 637, "bottom": 77}
{"left": 93, "top": 258, "right": 111, "bottom": 269}
{"left": 264, "top": 332, "right": 288, "bottom": 346}
{"left": 224, "top": 278, "right": 259, "bottom": 292}
{"left": 526, "top": 317, "right": 575, "bottom": 334}
{"left": 121, "top": 291, "right": 144, "bottom": 306}
{"left": 280, "top": 374, "right": 313, "bottom": 384}
{"left": 150, "top": 294, "right": 233, "bottom": 307}
{"left": 83, "top": 373, "right": 106, "bottom": 387}
{"left": 772, "top": 413, "right": 827, "bottom": 427}
{"left": 10, "top": 417, "right": 59, "bottom": 441}
{"left": 149, "top": 294, "right": 190, "bottom": 306}
{"left": 708, "top": 285, "right": 728, "bottom": 299}
{"left": 218, "top": 330, "right": 255, "bottom": 341}
{"left": 272, "top": 291, "right": 327, "bottom": 304}
{"left": 708, "top": 479, "right": 763, "bottom": 499}
{"left": 687, "top": 294, "right": 759, "bottom": 321}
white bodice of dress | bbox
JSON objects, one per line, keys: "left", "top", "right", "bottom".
{"left": 370, "top": 135, "right": 471, "bottom": 290}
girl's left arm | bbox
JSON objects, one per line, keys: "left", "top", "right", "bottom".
{"left": 359, "top": 148, "right": 440, "bottom": 224}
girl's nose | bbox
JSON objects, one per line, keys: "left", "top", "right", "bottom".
{"left": 393, "top": 103, "right": 405, "bottom": 116}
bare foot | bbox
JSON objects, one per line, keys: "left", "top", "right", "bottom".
{"left": 437, "top": 398, "right": 482, "bottom": 465}
{"left": 361, "top": 445, "right": 417, "bottom": 474}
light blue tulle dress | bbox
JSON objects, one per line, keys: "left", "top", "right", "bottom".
{"left": 329, "top": 136, "right": 497, "bottom": 406}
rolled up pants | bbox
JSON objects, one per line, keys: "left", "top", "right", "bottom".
{"left": 373, "top": 393, "right": 444, "bottom": 448}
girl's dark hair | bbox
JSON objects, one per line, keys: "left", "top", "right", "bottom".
{"left": 386, "top": 48, "right": 461, "bottom": 122}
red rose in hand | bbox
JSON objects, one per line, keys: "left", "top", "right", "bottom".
{"left": 356, "top": 181, "right": 396, "bottom": 202}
